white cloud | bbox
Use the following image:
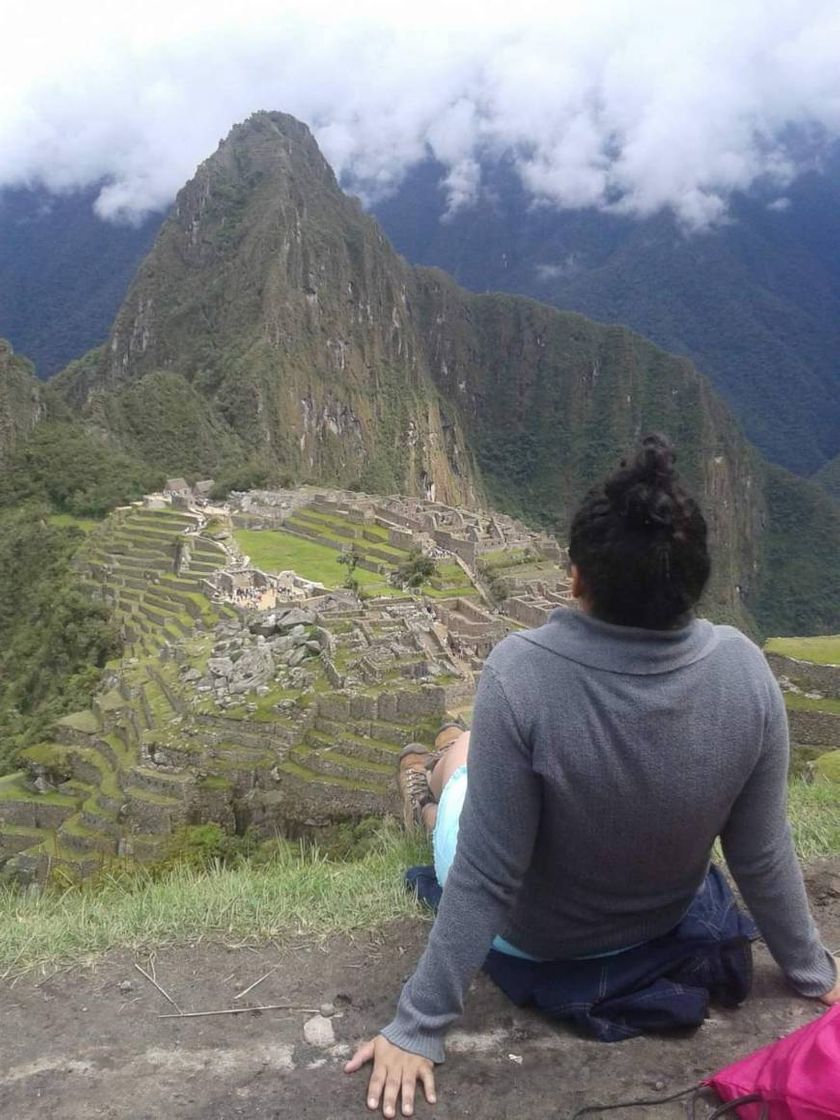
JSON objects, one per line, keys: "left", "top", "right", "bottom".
{"left": 2, "top": 0, "right": 839, "bottom": 227}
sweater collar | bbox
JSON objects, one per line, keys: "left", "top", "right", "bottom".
{"left": 514, "top": 607, "right": 720, "bottom": 675}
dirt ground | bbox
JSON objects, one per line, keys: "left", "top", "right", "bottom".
{"left": 2, "top": 861, "right": 838, "bottom": 1120}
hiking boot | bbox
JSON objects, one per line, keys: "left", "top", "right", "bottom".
{"left": 397, "top": 744, "right": 435, "bottom": 832}
{"left": 424, "top": 719, "right": 469, "bottom": 771}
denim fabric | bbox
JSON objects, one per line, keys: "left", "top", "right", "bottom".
{"left": 404, "top": 863, "right": 757, "bottom": 1043}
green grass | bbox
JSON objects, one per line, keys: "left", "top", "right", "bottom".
{"left": 787, "top": 778, "right": 840, "bottom": 857}
{"left": 784, "top": 693, "right": 840, "bottom": 715}
{"left": 765, "top": 635, "right": 840, "bottom": 666}
{"left": 0, "top": 823, "right": 429, "bottom": 976}
{"left": 0, "top": 779, "right": 836, "bottom": 978}
{"left": 57, "top": 710, "right": 101, "bottom": 733}
{"left": 47, "top": 513, "right": 101, "bottom": 534}
{"left": 0, "top": 771, "right": 79, "bottom": 806}
{"left": 233, "top": 528, "right": 396, "bottom": 593}
{"left": 479, "top": 548, "right": 529, "bottom": 571}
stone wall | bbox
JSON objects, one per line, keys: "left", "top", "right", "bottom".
{"left": 504, "top": 597, "right": 553, "bottom": 628}
{"left": 373, "top": 504, "right": 423, "bottom": 533}
{"left": 787, "top": 708, "right": 840, "bottom": 748}
{"left": 766, "top": 653, "right": 840, "bottom": 698}
{"left": 433, "top": 529, "right": 476, "bottom": 569}
{"left": 387, "top": 526, "right": 417, "bottom": 552}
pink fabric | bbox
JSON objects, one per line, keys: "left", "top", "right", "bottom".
{"left": 705, "top": 1005, "right": 840, "bottom": 1119}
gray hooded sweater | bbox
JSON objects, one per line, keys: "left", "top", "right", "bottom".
{"left": 381, "top": 609, "right": 837, "bottom": 1063}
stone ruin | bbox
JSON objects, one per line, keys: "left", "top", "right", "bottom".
{"left": 202, "top": 564, "right": 325, "bottom": 612}
{"left": 229, "top": 485, "right": 572, "bottom": 630}
{"left": 0, "top": 485, "right": 577, "bottom": 882}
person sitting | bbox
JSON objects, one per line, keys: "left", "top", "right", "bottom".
{"left": 345, "top": 434, "right": 839, "bottom": 1118}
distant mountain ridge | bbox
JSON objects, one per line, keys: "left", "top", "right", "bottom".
{"left": 0, "top": 185, "right": 161, "bottom": 377}
{"left": 45, "top": 111, "right": 840, "bottom": 636}
{"left": 373, "top": 151, "right": 840, "bottom": 479}
{"left": 3, "top": 138, "right": 840, "bottom": 492}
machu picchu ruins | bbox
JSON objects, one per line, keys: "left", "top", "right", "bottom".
{"left": 0, "top": 484, "right": 578, "bottom": 882}
{"left": 2, "top": 478, "right": 839, "bottom": 885}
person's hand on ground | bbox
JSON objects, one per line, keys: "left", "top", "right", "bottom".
{"left": 818, "top": 957, "right": 840, "bottom": 1006}
{"left": 344, "top": 1034, "right": 436, "bottom": 1117}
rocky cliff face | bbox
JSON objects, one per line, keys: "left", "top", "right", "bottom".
{"left": 58, "top": 112, "right": 840, "bottom": 635}
{"left": 0, "top": 340, "right": 44, "bottom": 466}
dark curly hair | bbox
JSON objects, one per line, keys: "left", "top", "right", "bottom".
{"left": 568, "top": 434, "right": 710, "bottom": 629}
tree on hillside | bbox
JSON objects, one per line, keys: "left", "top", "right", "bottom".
{"left": 338, "top": 544, "right": 362, "bottom": 592}
{"left": 390, "top": 548, "right": 436, "bottom": 590}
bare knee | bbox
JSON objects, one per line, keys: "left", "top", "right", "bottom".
{"left": 429, "top": 732, "right": 470, "bottom": 799}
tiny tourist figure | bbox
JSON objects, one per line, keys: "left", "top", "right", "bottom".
{"left": 345, "top": 434, "right": 839, "bottom": 1117}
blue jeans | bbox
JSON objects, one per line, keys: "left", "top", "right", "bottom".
{"left": 404, "top": 864, "right": 757, "bottom": 1042}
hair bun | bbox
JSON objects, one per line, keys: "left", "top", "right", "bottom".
{"left": 638, "top": 433, "right": 676, "bottom": 482}
{"left": 604, "top": 433, "right": 678, "bottom": 536}
{"left": 623, "top": 484, "right": 675, "bottom": 534}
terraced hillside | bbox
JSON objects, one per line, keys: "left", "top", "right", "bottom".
{"left": 234, "top": 502, "right": 478, "bottom": 600}
{"left": 765, "top": 636, "right": 840, "bottom": 782}
{"left": 0, "top": 504, "right": 473, "bottom": 882}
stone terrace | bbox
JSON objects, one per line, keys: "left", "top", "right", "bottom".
{"left": 0, "top": 505, "right": 475, "bottom": 882}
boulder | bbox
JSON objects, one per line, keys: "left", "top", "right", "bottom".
{"left": 228, "top": 644, "right": 274, "bottom": 691}
{"left": 249, "top": 613, "right": 279, "bottom": 638}
{"left": 277, "top": 608, "right": 316, "bottom": 630}
{"left": 208, "top": 657, "right": 235, "bottom": 679}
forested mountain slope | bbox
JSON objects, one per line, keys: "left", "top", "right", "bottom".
{"left": 374, "top": 151, "right": 840, "bottom": 478}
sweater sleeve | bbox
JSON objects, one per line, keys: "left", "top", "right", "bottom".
{"left": 720, "top": 675, "right": 837, "bottom": 997}
{"left": 380, "top": 663, "right": 542, "bottom": 1062}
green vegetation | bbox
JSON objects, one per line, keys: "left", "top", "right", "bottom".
{"left": 0, "top": 779, "right": 837, "bottom": 976}
{"left": 0, "top": 507, "right": 120, "bottom": 774}
{"left": 814, "top": 752, "right": 840, "bottom": 783}
{"left": 752, "top": 466, "right": 840, "bottom": 638}
{"left": 766, "top": 634, "right": 840, "bottom": 666}
{"left": 47, "top": 513, "right": 101, "bottom": 533}
{"left": 99, "top": 370, "right": 243, "bottom": 478}
{"left": 784, "top": 694, "right": 840, "bottom": 716}
{"left": 0, "top": 822, "right": 428, "bottom": 976}
{"left": 234, "top": 528, "right": 395, "bottom": 594}
{"left": 390, "top": 548, "right": 436, "bottom": 589}
{"left": 337, "top": 543, "right": 362, "bottom": 592}
{"left": 0, "top": 421, "right": 161, "bottom": 518}
{"left": 815, "top": 452, "right": 840, "bottom": 504}
{"left": 0, "top": 340, "right": 42, "bottom": 466}
{"left": 787, "top": 778, "right": 840, "bottom": 857}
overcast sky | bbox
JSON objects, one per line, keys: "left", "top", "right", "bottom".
{"left": 2, "top": 0, "right": 840, "bottom": 227}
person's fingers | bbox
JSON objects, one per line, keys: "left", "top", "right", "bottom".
{"left": 344, "top": 1039, "right": 376, "bottom": 1073}
{"left": 419, "top": 1064, "right": 437, "bottom": 1105}
{"left": 366, "top": 1056, "right": 387, "bottom": 1111}
{"left": 382, "top": 1068, "right": 402, "bottom": 1119}
{"left": 400, "top": 1071, "right": 416, "bottom": 1117}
